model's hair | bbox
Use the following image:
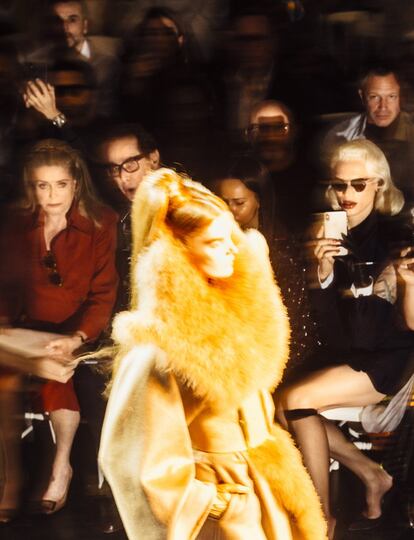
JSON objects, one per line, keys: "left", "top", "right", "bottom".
{"left": 327, "top": 139, "right": 404, "bottom": 216}
{"left": 21, "top": 139, "right": 104, "bottom": 223}
{"left": 130, "top": 168, "right": 229, "bottom": 271}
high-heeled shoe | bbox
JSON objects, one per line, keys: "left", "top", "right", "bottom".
{"left": 348, "top": 485, "right": 397, "bottom": 531}
{"left": 30, "top": 469, "right": 73, "bottom": 515}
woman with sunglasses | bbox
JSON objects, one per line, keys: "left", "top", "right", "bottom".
{"left": 0, "top": 139, "right": 118, "bottom": 519}
{"left": 278, "top": 139, "right": 414, "bottom": 539}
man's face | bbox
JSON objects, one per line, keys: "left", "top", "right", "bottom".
{"left": 248, "top": 104, "right": 294, "bottom": 170}
{"left": 53, "top": 2, "right": 87, "bottom": 52}
{"left": 100, "top": 136, "right": 157, "bottom": 202}
{"left": 360, "top": 74, "right": 400, "bottom": 127}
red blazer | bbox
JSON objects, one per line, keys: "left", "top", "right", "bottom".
{"left": 18, "top": 204, "right": 119, "bottom": 340}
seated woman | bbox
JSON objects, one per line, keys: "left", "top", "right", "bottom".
{"left": 278, "top": 139, "right": 414, "bottom": 539}
{"left": 215, "top": 155, "right": 321, "bottom": 382}
{"left": 0, "top": 139, "right": 118, "bottom": 517}
{"left": 98, "top": 168, "right": 328, "bottom": 539}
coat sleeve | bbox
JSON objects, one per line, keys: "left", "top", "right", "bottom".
{"left": 76, "top": 213, "right": 119, "bottom": 339}
{"left": 99, "top": 345, "right": 216, "bottom": 540}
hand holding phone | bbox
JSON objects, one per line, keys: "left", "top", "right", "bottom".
{"left": 312, "top": 211, "right": 348, "bottom": 282}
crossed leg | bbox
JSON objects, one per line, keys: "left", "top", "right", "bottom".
{"left": 278, "top": 365, "right": 393, "bottom": 539}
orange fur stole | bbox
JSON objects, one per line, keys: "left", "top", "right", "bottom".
{"left": 112, "top": 228, "right": 290, "bottom": 408}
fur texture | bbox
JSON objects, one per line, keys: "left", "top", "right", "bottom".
{"left": 248, "top": 424, "right": 328, "bottom": 540}
{"left": 112, "top": 228, "right": 290, "bottom": 408}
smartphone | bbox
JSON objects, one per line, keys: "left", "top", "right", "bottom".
{"left": 313, "top": 211, "right": 348, "bottom": 256}
{"left": 21, "top": 62, "right": 48, "bottom": 84}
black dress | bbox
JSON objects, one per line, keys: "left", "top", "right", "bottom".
{"left": 309, "top": 211, "right": 414, "bottom": 395}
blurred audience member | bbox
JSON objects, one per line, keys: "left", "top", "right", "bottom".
{"left": 120, "top": 7, "right": 200, "bottom": 129}
{"left": 20, "top": 58, "right": 98, "bottom": 150}
{"left": 51, "top": 0, "right": 120, "bottom": 116}
{"left": 105, "top": 0, "right": 228, "bottom": 61}
{"left": 216, "top": 9, "right": 278, "bottom": 138}
{"left": 246, "top": 99, "right": 316, "bottom": 234}
{"left": 324, "top": 65, "right": 414, "bottom": 203}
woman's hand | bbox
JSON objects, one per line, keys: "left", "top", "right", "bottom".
{"left": 313, "top": 226, "right": 341, "bottom": 282}
{"left": 22, "top": 79, "right": 60, "bottom": 121}
{"left": 45, "top": 334, "right": 84, "bottom": 357}
{"left": 397, "top": 247, "right": 414, "bottom": 287}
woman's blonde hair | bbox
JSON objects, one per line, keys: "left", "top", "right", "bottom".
{"left": 327, "top": 139, "right": 404, "bottom": 216}
{"left": 21, "top": 139, "right": 104, "bottom": 224}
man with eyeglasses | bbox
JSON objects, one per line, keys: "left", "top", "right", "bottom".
{"left": 91, "top": 123, "right": 160, "bottom": 309}
{"left": 324, "top": 65, "right": 414, "bottom": 204}
{"left": 70, "top": 123, "right": 159, "bottom": 534}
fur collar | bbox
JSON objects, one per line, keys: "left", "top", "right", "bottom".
{"left": 113, "top": 229, "right": 290, "bottom": 408}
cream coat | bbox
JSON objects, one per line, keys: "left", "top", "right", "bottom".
{"left": 99, "top": 229, "right": 327, "bottom": 540}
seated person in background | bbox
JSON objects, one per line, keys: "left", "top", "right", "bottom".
{"left": 89, "top": 123, "right": 160, "bottom": 310}
{"left": 246, "top": 99, "right": 317, "bottom": 235}
{"left": 278, "top": 139, "right": 414, "bottom": 540}
{"left": 20, "top": 57, "right": 98, "bottom": 147}
{"left": 0, "top": 139, "right": 118, "bottom": 518}
{"left": 49, "top": 0, "right": 120, "bottom": 116}
{"left": 214, "top": 154, "right": 322, "bottom": 383}
{"left": 323, "top": 65, "right": 414, "bottom": 204}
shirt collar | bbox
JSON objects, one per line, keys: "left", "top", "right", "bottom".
{"left": 79, "top": 39, "right": 91, "bottom": 60}
{"left": 29, "top": 203, "right": 94, "bottom": 234}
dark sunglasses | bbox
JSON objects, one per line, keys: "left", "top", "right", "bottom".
{"left": 247, "top": 122, "right": 290, "bottom": 135}
{"left": 105, "top": 154, "right": 147, "bottom": 178}
{"left": 42, "top": 251, "right": 63, "bottom": 286}
{"left": 330, "top": 177, "right": 380, "bottom": 193}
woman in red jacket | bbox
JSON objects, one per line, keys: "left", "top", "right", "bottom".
{"left": 1, "top": 139, "right": 118, "bottom": 517}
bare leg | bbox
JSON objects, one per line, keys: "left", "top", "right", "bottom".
{"left": 41, "top": 408, "right": 80, "bottom": 503}
{"left": 322, "top": 417, "right": 392, "bottom": 518}
{"left": 279, "top": 365, "right": 392, "bottom": 538}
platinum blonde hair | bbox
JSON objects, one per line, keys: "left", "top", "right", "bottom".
{"left": 327, "top": 139, "right": 404, "bottom": 216}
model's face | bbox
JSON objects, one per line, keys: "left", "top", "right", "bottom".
{"left": 53, "top": 2, "right": 87, "bottom": 51}
{"left": 32, "top": 165, "right": 76, "bottom": 217}
{"left": 218, "top": 178, "right": 259, "bottom": 229}
{"left": 361, "top": 74, "right": 400, "bottom": 127}
{"left": 186, "top": 213, "right": 238, "bottom": 279}
{"left": 100, "top": 136, "right": 155, "bottom": 202}
{"left": 331, "top": 160, "right": 379, "bottom": 227}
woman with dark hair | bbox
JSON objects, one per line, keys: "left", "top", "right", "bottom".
{"left": 0, "top": 139, "right": 118, "bottom": 518}
{"left": 215, "top": 155, "right": 321, "bottom": 381}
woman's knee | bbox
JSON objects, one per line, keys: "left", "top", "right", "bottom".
{"left": 279, "top": 382, "right": 318, "bottom": 411}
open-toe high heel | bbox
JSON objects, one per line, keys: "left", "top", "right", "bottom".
{"left": 30, "top": 468, "right": 73, "bottom": 516}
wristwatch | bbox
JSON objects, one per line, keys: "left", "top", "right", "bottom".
{"left": 51, "top": 113, "right": 67, "bottom": 128}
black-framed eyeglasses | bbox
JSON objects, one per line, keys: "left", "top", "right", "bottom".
{"left": 105, "top": 154, "right": 147, "bottom": 178}
{"left": 42, "top": 251, "right": 63, "bottom": 286}
{"left": 330, "top": 177, "right": 380, "bottom": 193}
